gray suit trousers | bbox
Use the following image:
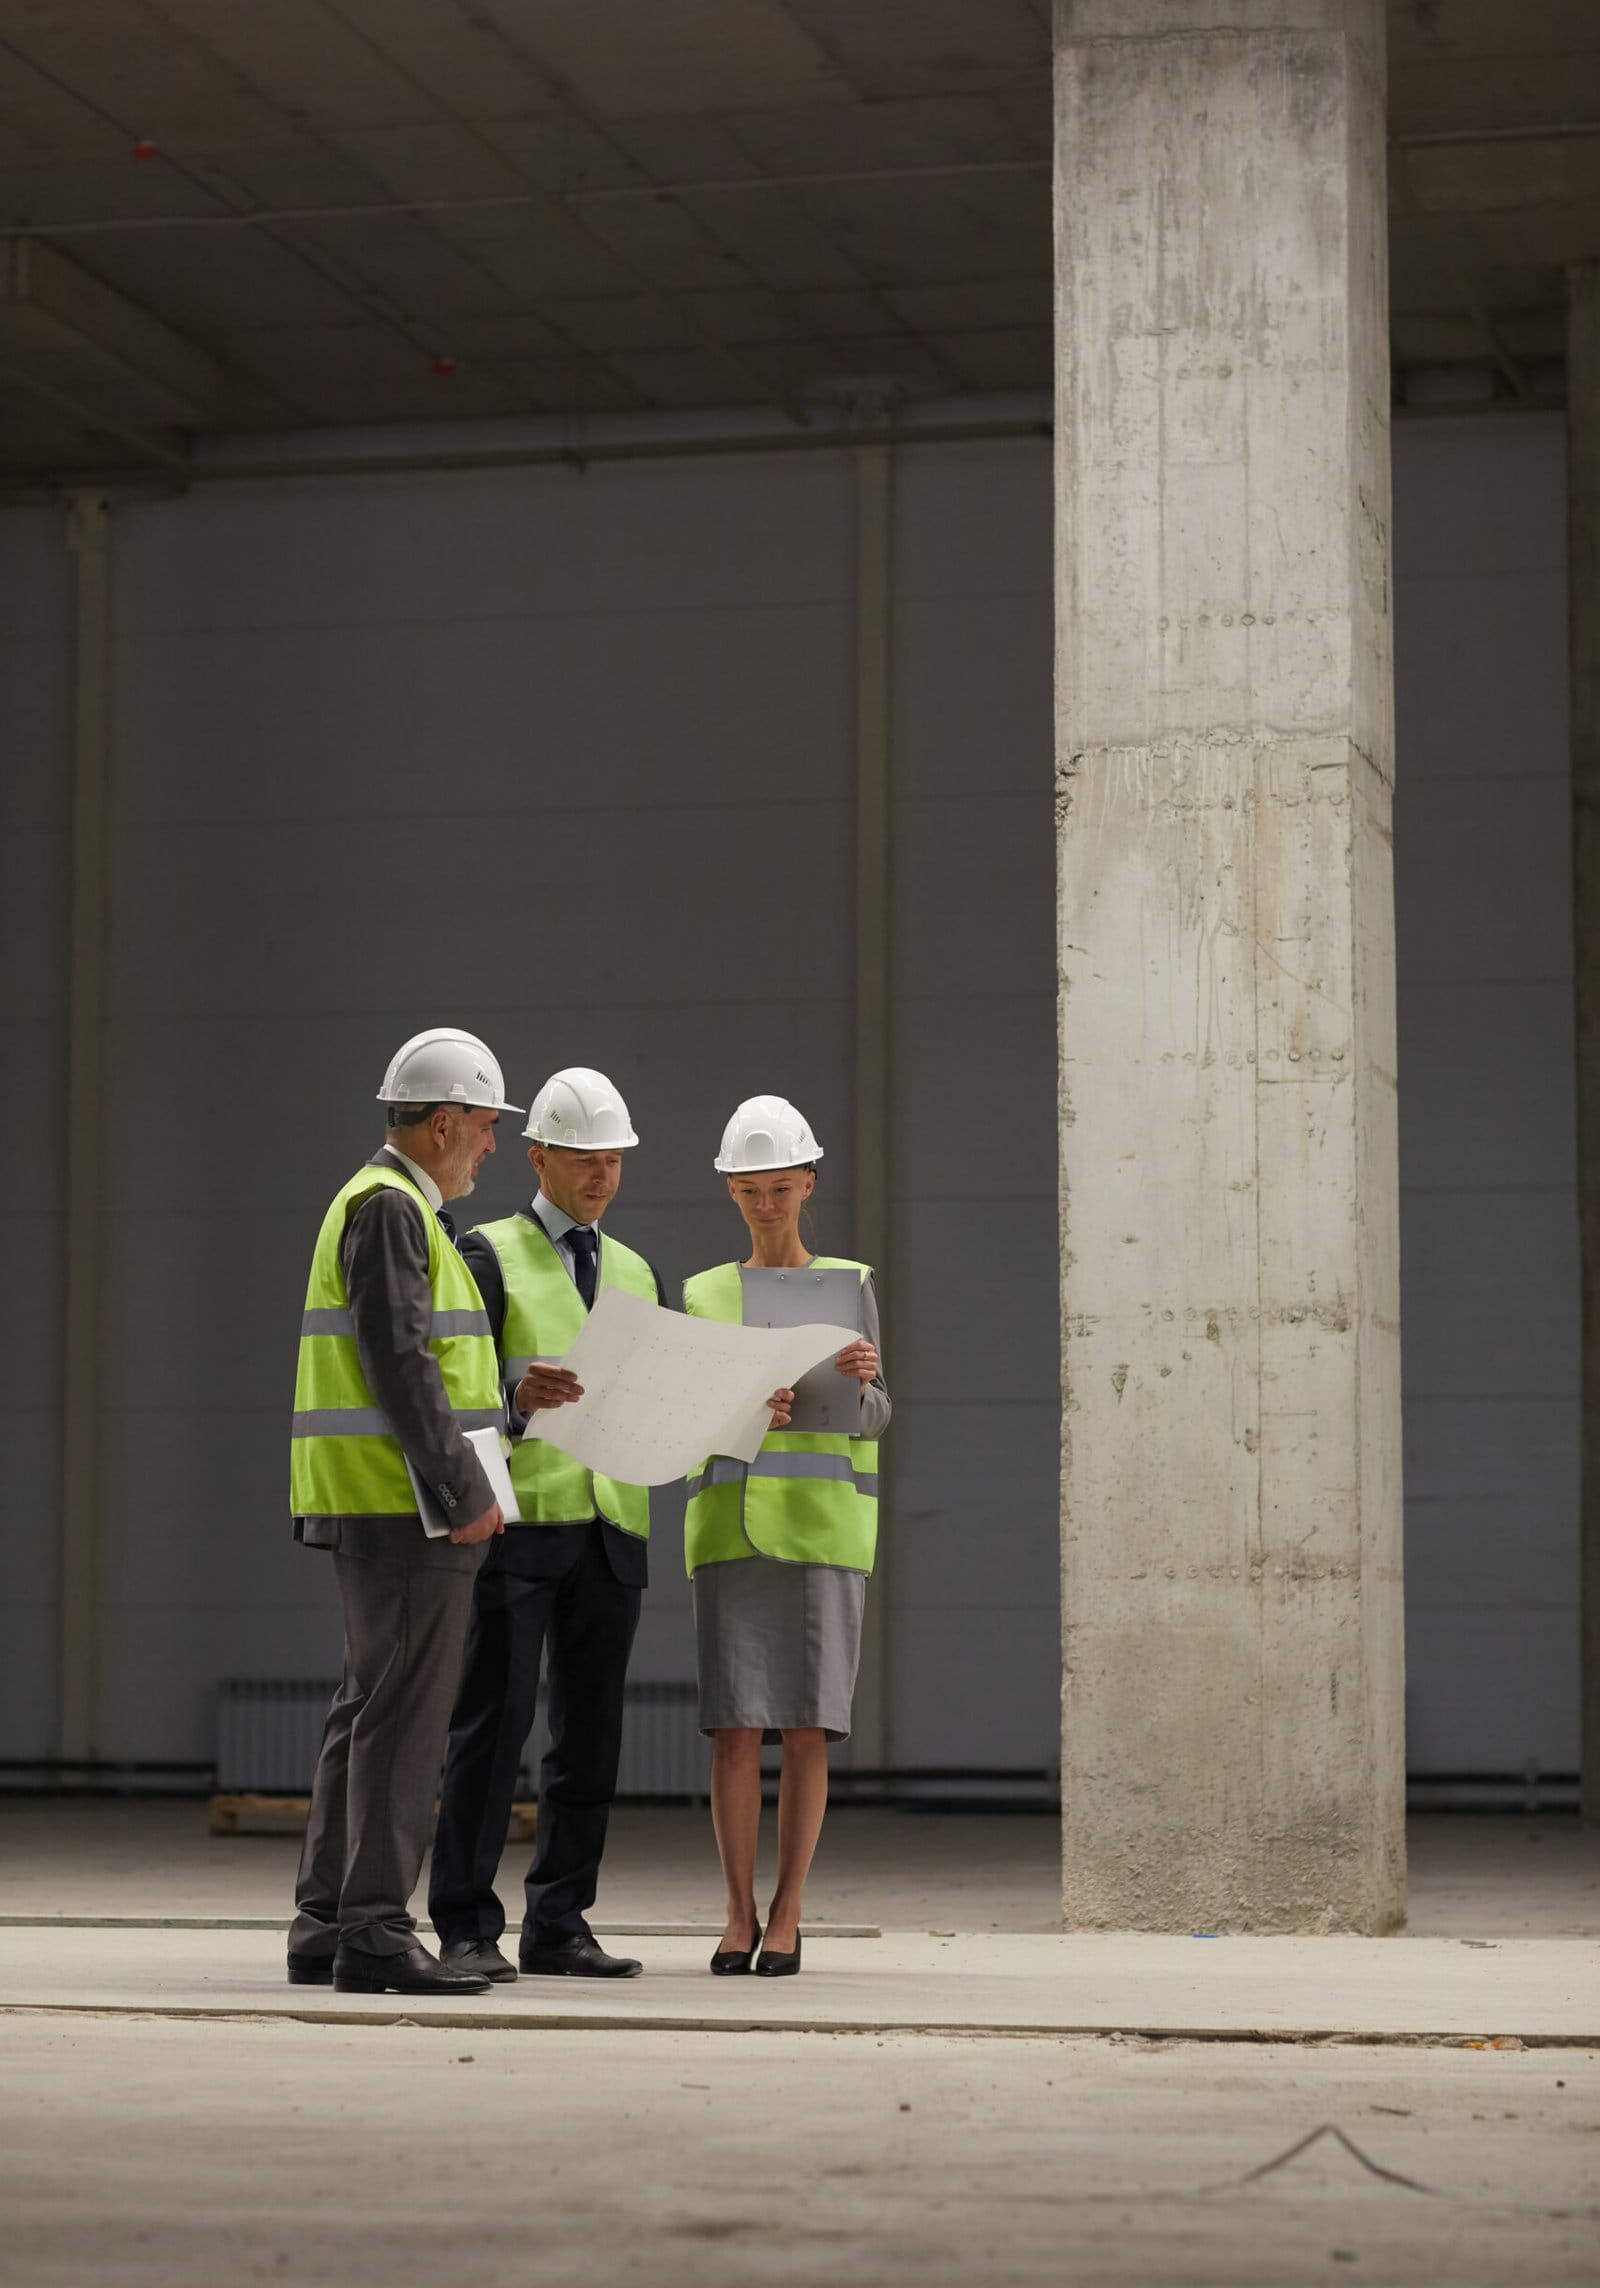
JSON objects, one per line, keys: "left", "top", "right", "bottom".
{"left": 290, "top": 1534, "right": 486, "bottom": 1959}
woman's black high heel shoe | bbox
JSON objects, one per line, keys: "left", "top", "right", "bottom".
{"left": 755, "top": 1929, "right": 801, "bottom": 1978}
{"left": 710, "top": 1921, "right": 761, "bottom": 1975}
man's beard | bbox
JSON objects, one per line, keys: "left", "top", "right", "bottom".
{"left": 441, "top": 1152, "right": 478, "bottom": 1202}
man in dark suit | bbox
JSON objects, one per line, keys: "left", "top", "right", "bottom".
{"left": 287, "top": 1027, "right": 521, "bottom": 1996}
{"left": 429, "top": 1067, "right": 663, "bottom": 1981}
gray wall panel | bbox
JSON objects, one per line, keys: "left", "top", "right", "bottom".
{"left": 120, "top": 458, "right": 856, "bottom": 634}
{"left": 101, "top": 1601, "right": 345, "bottom": 1766}
{"left": 0, "top": 830, "right": 70, "bottom": 1021}
{"left": 0, "top": 505, "right": 72, "bottom": 649}
{"left": 101, "top": 1411, "right": 315, "bottom": 1610}
{"left": 0, "top": 1609, "right": 59, "bottom": 1761}
{"left": 1394, "top": 411, "right": 1577, "bottom": 1774}
{"left": 891, "top": 1605, "right": 1061, "bottom": 1769}
{"left": 0, "top": 1214, "right": 67, "bottom": 1413}
{"left": 1398, "top": 982, "right": 1576, "bottom": 1191}
{"left": 97, "top": 1208, "right": 305, "bottom": 1416}
{"left": 0, "top": 508, "right": 71, "bottom": 1763}
{"left": 106, "top": 809, "right": 856, "bottom": 1015}
{"left": 895, "top": 792, "right": 1057, "bottom": 1001}
{"left": 1403, "top": 1395, "right": 1578, "bottom": 1506}
{"left": 896, "top": 439, "right": 1052, "bottom": 602}
{"left": 889, "top": 443, "right": 1059, "bottom": 1771}
{"left": 896, "top": 1202, "right": 1058, "bottom": 1406}
{"left": 1405, "top": 1610, "right": 1578, "bottom": 1773}
{"left": 117, "top": 604, "right": 855, "bottom": 823}
{"left": 0, "top": 1433, "right": 66, "bottom": 1608}
{"left": 106, "top": 805, "right": 852, "bottom": 1018}
{"left": 897, "top": 591, "right": 1054, "bottom": 799}
{"left": 1391, "top": 415, "right": 1566, "bottom": 578}
{"left": 1404, "top": 1497, "right": 1576, "bottom": 1610}
{"left": 896, "top": 994, "right": 1057, "bottom": 1202}
{"left": 1394, "top": 570, "right": 1568, "bottom": 780}
{"left": 1395, "top": 777, "right": 1572, "bottom": 987}
{"left": 1400, "top": 1188, "right": 1579, "bottom": 1400}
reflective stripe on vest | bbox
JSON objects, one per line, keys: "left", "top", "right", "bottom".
{"left": 687, "top": 1452, "right": 880, "bottom": 1501}
{"left": 289, "top": 1164, "right": 503, "bottom": 1521}
{"left": 471, "top": 1212, "right": 657, "bottom": 1539}
{"left": 300, "top": 1306, "right": 492, "bottom": 1339}
{"left": 292, "top": 1406, "right": 504, "bottom": 1439}
{"left": 681, "top": 1257, "right": 878, "bottom": 1576}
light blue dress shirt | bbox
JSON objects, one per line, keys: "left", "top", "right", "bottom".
{"left": 531, "top": 1190, "right": 598, "bottom": 1291}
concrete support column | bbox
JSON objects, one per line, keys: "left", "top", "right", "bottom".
{"left": 1570, "top": 265, "right": 1600, "bottom": 1827}
{"left": 1053, "top": 0, "right": 1404, "bottom": 1928}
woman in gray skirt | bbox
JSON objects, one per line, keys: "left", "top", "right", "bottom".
{"left": 682, "top": 1094, "right": 890, "bottom": 1978}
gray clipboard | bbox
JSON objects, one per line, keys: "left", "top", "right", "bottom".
{"left": 739, "top": 1266, "right": 862, "bottom": 1436}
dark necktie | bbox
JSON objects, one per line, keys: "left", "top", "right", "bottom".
{"left": 438, "top": 1207, "right": 458, "bottom": 1246}
{"left": 568, "top": 1225, "right": 598, "bottom": 1311}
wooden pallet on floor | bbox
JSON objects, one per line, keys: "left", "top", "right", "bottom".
{"left": 208, "top": 1794, "right": 539, "bottom": 1841}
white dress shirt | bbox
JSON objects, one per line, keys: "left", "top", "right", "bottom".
{"left": 381, "top": 1143, "right": 444, "bottom": 1214}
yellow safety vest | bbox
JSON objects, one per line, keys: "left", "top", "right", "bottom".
{"left": 471, "top": 1212, "right": 657, "bottom": 1537}
{"left": 682, "top": 1257, "right": 878, "bottom": 1574}
{"left": 290, "top": 1164, "right": 501, "bottom": 1519}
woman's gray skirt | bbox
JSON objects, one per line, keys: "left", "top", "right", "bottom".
{"left": 693, "top": 1556, "right": 867, "bottom": 1742}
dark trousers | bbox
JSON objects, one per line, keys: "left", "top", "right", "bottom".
{"left": 290, "top": 1540, "right": 483, "bottom": 1961}
{"left": 429, "top": 1524, "right": 642, "bottom": 1947}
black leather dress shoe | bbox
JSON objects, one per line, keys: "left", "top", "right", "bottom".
{"left": 440, "top": 1938, "right": 518, "bottom": 1983}
{"left": 332, "top": 1937, "right": 492, "bottom": 1995}
{"left": 286, "top": 1953, "right": 334, "bottom": 1986}
{"left": 755, "top": 1929, "right": 802, "bottom": 1978}
{"left": 519, "top": 1932, "right": 642, "bottom": 1979}
{"left": 709, "top": 1922, "right": 761, "bottom": 1976}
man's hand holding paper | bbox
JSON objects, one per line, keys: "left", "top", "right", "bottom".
{"left": 514, "top": 1360, "right": 584, "bottom": 1412}
{"left": 520, "top": 1288, "right": 861, "bottom": 1485}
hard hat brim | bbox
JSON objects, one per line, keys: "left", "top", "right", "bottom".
{"left": 376, "top": 1090, "right": 527, "bottom": 1114}
{"left": 713, "top": 1147, "right": 824, "bottom": 1174}
{"left": 525, "top": 1125, "right": 641, "bottom": 1148}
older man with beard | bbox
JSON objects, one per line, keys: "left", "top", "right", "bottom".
{"left": 285, "top": 1027, "right": 521, "bottom": 1996}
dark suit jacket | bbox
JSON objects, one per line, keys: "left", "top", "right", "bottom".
{"left": 461, "top": 1210, "right": 664, "bottom": 1589}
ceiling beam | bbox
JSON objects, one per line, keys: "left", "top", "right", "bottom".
{"left": 0, "top": 159, "right": 1055, "bottom": 241}
{"left": 0, "top": 354, "right": 188, "bottom": 473}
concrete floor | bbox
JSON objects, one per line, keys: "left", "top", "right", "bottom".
{"left": 3, "top": 1799, "right": 1598, "bottom": 1937}
{"left": 2, "top": 1804, "right": 1598, "bottom": 2286}
{"left": 5, "top": 2017, "right": 1598, "bottom": 2288}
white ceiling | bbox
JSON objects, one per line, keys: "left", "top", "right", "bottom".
{"left": 0, "top": 0, "right": 1595, "bottom": 478}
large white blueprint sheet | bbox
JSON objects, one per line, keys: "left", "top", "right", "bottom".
{"left": 520, "top": 1286, "right": 860, "bottom": 1486}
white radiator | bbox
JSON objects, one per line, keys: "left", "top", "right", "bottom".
{"left": 215, "top": 1676, "right": 708, "bottom": 1800}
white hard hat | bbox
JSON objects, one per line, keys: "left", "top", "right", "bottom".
{"left": 525, "top": 1066, "right": 639, "bottom": 1150}
{"left": 376, "top": 1027, "right": 524, "bottom": 1113}
{"left": 713, "top": 1095, "right": 824, "bottom": 1174}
